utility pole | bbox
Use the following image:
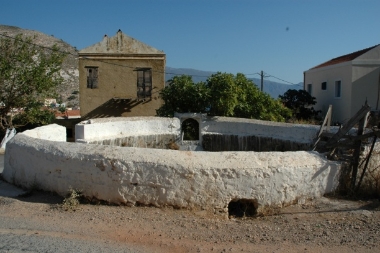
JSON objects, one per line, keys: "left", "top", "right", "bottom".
{"left": 260, "top": 70, "right": 264, "bottom": 92}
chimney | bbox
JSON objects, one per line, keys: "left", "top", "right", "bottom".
{"left": 117, "top": 29, "right": 122, "bottom": 51}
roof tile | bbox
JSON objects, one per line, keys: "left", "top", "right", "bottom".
{"left": 311, "top": 44, "right": 379, "bottom": 69}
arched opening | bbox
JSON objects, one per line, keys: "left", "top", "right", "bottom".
{"left": 228, "top": 199, "right": 258, "bottom": 218}
{"left": 181, "top": 118, "right": 199, "bottom": 141}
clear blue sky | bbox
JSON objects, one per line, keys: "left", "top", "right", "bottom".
{"left": 1, "top": 0, "right": 379, "bottom": 84}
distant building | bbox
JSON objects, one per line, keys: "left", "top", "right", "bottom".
{"left": 304, "top": 44, "right": 380, "bottom": 123}
{"left": 44, "top": 98, "right": 57, "bottom": 107}
{"left": 78, "top": 29, "right": 166, "bottom": 119}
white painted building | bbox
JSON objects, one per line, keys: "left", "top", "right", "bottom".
{"left": 304, "top": 44, "right": 380, "bottom": 124}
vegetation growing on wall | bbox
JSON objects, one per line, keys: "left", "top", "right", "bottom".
{"left": 157, "top": 73, "right": 291, "bottom": 122}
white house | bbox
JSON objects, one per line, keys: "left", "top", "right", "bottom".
{"left": 304, "top": 44, "right": 380, "bottom": 123}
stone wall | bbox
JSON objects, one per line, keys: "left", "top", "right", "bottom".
{"left": 3, "top": 120, "right": 341, "bottom": 216}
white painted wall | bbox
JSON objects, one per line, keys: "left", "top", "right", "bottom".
{"left": 22, "top": 124, "right": 66, "bottom": 142}
{"left": 200, "top": 117, "right": 320, "bottom": 144}
{"left": 75, "top": 117, "right": 181, "bottom": 142}
{"left": 351, "top": 66, "right": 380, "bottom": 113}
{"left": 304, "top": 62, "right": 353, "bottom": 123}
{"left": 77, "top": 115, "right": 321, "bottom": 146}
{"left": 4, "top": 122, "right": 341, "bottom": 215}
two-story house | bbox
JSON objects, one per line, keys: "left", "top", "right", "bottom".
{"left": 78, "top": 29, "right": 166, "bottom": 119}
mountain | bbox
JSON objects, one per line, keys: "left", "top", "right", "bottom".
{"left": 166, "top": 67, "right": 303, "bottom": 98}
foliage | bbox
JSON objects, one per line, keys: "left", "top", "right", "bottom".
{"left": 231, "top": 73, "right": 291, "bottom": 121}
{"left": 0, "top": 33, "right": 65, "bottom": 131}
{"left": 156, "top": 75, "right": 209, "bottom": 117}
{"left": 207, "top": 72, "right": 238, "bottom": 117}
{"left": 279, "top": 89, "right": 320, "bottom": 120}
{"left": 62, "top": 188, "right": 82, "bottom": 211}
{"left": 58, "top": 104, "right": 66, "bottom": 113}
{"left": 13, "top": 106, "right": 56, "bottom": 128}
{"left": 157, "top": 72, "right": 291, "bottom": 122}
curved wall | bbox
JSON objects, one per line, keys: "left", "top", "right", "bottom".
{"left": 3, "top": 119, "right": 341, "bottom": 215}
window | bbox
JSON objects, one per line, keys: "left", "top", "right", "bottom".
{"left": 136, "top": 68, "right": 152, "bottom": 100}
{"left": 86, "top": 67, "right": 98, "bottom": 89}
{"left": 335, "top": 80, "right": 341, "bottom": 98}
{"left": 321, "top": 82, "right": 327, "bottom": 90}
{"left": 307, "top": 83, "right": 312, "bottom": 94}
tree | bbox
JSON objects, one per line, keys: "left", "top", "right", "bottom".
{"left": 207, "top": 72, "right": 238, "bottom": 117}
{"left": 156, "top": 75, "right": 209, "bottom": 117}
{"left": 0, "top": 34, "right": 65, "bottom": 131}
{"left": 279, "top": 89, "right": 320, "bottom": 120}
{"left": 157, "top": 72, "right": 291, "bottom": 122}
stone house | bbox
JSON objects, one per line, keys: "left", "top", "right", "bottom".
{"left": 78, "top": 30, "right": 166, "bottom": 119}
{"left": 304, "top": 44, "right": 380, "bottom": 123}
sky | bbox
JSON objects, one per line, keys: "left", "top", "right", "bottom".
{"left": 1, "top": 0, "right": 379, "bottom": 85}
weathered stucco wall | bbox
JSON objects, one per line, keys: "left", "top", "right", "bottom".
{"left": 75, "top": 117, "right": 181, "bottom": 143}
{"left": 4, "top": 122, "right": 341, "bottom": 215}
{"left": 75, "top": 116, "right": 320, "bottom": 151}
{"left": 200, "top": 117, "right": 320, "bottom": 144}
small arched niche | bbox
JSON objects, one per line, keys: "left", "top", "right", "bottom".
{"left": 174, "top": 113, "right": 204, "bottom": 151}
{"left": 181, "top": 118, "right": 199, "bottom": 141}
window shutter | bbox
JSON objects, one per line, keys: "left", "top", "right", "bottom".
{"left": 137, "top": 69, "right": 152, "bottom": 99}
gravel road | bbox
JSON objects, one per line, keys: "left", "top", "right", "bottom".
{"left": 0, "top": 189, "right": 379, "bottom": 253}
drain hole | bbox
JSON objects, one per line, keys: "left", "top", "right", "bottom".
{"left": 228, "top": 199, "right": 258, "bottom": 218}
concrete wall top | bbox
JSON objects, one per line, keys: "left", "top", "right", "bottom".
{"left": 201, "top": 117, "right": 320, "bottom": 144}
{"left": 75, "top": 116, "right": 323, "bottom": 145}
{"left": 21, "top": 124, "right": 66, "bottom": 142}
{"left": 75, "top": 117, "right": 181, "bottom": 142}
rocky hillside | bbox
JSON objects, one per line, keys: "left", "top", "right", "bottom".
{"left": 0, "top": 25, "right": 80, "bottom": 108}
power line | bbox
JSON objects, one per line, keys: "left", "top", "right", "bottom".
{"left": 0, "top": 32, "right": 297, "bottom": 85}
{"left": 265, "top": 73, "right": 296, "bottom": 85}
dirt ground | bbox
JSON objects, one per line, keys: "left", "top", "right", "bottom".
{"left": 0, "top": 190, "right": 379, "bottom": 253}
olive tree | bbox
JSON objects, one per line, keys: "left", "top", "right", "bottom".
{"left": 0, "top": 34, "right": 65, "bottom": 132}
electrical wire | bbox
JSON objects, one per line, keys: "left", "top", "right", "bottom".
{"left": 265, "top": 73, "right": 297, "bottom": 85}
